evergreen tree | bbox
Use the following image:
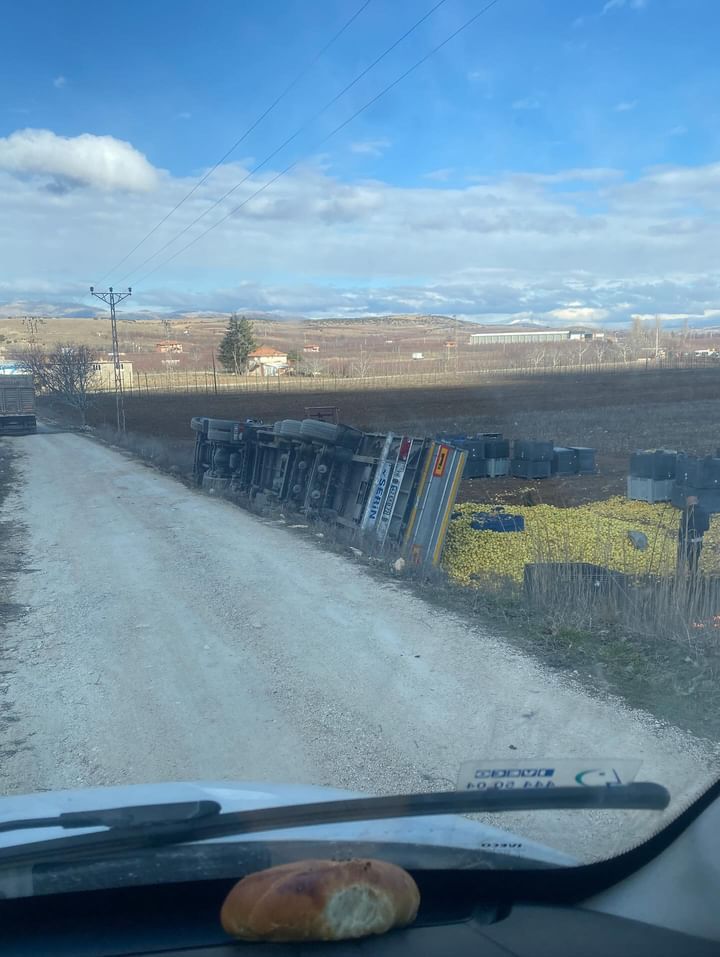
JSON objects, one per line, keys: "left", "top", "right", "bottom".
{"left": 217, "top": 313, "right": 256, "bottom": 374}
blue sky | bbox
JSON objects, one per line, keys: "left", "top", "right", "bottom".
{"left": 1, "top": 0, "right": 720, "bottom": 323}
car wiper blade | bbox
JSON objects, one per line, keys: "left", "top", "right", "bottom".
{"left": 0, "top": 800, "right": 221, "bottom": 835}
{"left": 0, "top": 783, "right": 669, "bottom": 867}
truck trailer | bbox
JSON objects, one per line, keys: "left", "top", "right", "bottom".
{"left": 190, "top": 416, "right": 466, "bottom": 567}
{"left": 0, "top": 374, "right": 36, "bottom": 435}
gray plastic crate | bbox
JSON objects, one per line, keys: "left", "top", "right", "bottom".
{"left": 484, "top": 458, "right": 510, "bottom": 478}
{"left": 627, "top": 476, "right": 674, "bottom": 503}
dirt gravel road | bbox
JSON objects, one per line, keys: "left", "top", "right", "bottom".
{"left": 0, "top": 430, "right": 717, "bottom": 860}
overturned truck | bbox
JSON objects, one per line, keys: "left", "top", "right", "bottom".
{"left": 191, "top": 416, "right": 466, "bottom": 566}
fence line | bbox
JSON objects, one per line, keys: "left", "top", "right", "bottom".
{"left": 87, "top": 357, "right": 719, "bottom": 399}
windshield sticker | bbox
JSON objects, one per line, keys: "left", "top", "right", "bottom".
{"left": 456, "top": 759, "right": 642, "bottom": 791}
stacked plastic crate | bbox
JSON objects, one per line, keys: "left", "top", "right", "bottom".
{"left": 627, "top": 450, "right": 677, "bottom": 503}
{"left": 441, "top": 433, "right": 510, "bottom": 479}
{"left": 511, "top": 440, "right": 554, "bottom": 479}
{"left": 671, "top": 453, "right": 720, "bottom": 511}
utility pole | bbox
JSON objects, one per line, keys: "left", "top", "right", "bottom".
{"left": 22, "top": 315, "right": 46, "bottom": 345}
{"left": 655, "top": 314, "right": 661, "bottom": 360}
{"left": 90, "top": 286, "right": 131, "bottom": 431}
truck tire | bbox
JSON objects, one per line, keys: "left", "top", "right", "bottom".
{"left": 335, "top": 424, "right": 364, "bottom": 452}
{"left": 300, "top": 420, "right": 338, "bottom": 444}
{"left": 278, "top": 419, "right": 304, "bottom": 440}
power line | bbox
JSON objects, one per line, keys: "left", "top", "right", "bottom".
{"left": 119, "top": 0, "right": 450, "bottom": 284}
{"left": 96, "top": 0, "right": 373, "bottom": 284}
{"left": 134, "top": 0, "right": 502, "bottom": 287}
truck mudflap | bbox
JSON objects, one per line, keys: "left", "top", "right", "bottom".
{"left": 0, "top": 415, "right": 37, "bottom": 436}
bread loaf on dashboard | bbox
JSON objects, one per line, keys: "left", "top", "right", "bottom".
{"left": 220, "top": 858, "right": 420, "bottom": 942}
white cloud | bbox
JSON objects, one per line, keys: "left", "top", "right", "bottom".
{"left": 1, "top": 134, "right": 720, "bottom": 324}
{"left": 548, "top": 306, "right": 610, "bottom": 322}
{"left": 614, "top": 100, "right": 638, "bottom": 112}
{"left": 53, "top": 75, "right": 67, "bottom": 89}
{"left": 349, "top": 138, "right": 391, "bottom": 157}
{"left": 511, "top": 97, "right": 541, "bottom": 111}
{"left": 516, "top": 167, "right": 623, "bottom": 185}
{"left": 0, "top": 128, "right": 160, "bottom": 192}
{"left": 423, "top": 168, "right": 454, "bottom": 182}
{"left": 603, "top": 0, "right": 647, "bottom": 13}
{"left": 467, "top": 68, "right": 493, "bottom": 96}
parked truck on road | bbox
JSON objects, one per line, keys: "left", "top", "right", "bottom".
{"left": 0, "top": 374, "right": 37, "bottom": 435}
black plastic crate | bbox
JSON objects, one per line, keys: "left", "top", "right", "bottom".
{"left": 671, "top": 483, "right": 720, "bottom": 513}
{"left": 552, "top": 447, "right": 579, "bottom": 475}
{"left": 484, "top": 439, "right": 510, "bottom": 458}
{"left": 463, "top": 458, "right": 487, "bottom": 479}
{"left": 630, "top": 451, "right": 653, "bottom": 478}
{"left": 513, "top": 439, "right": 554, "bottom": 462}
{"left": 464, "top": 440, "right": 487, "bottom": 460}
{"left": 569, "top": 447, "right": 597, "bottom": 474}
{"left": 511, "top": 459, "right": 552, "bottom": 479}
{"left": 630, "top": 449, "right": 677, "bottom": 480}
{"left": 693, "top": 457, "right": 720, "bottom": 489}
{"left": 471, "top": 510, "right": 525, "bottom": 533}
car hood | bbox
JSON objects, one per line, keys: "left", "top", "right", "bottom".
{"left": 0, "top": 780, "right": 575, "bottom": 867}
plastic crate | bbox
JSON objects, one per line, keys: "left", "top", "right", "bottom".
{"left": 514, "top": 439, "right": 554, "bottom": 462}
{"left": 629, "top": 449, "right": 677, "bottom": 480}
{"left": 484, "top": 439, "right": 510, "bottom": 458}
{"left": 463, "top": 459, "right": 486, "bottom": 479}
{"left": 511, "top": 459, "right": 552, "bottom": 479}
{"left": 484, "top": 457, "right": 510, "bottom": 478}
{"left": 552, "top": 447, "right": 579, "bottom": 475}
{"left": 569, "top": 447, "right": 597, "bottom": 474}
{"left": 627, "top": 476, "right": 674, "bottom": 503}
{"left": 671, "top": 484, "right": 720, "bottom": 513}
{"left": 471, "top": 511, "right": 525, "bottom": 533}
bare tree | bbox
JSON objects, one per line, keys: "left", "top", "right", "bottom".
{"left": 17, "top": 344, "right": 50, "bottom": 386}
{"left": 18, "top": 342, "right": 97, "bottom": 427}
{"left": 305, "top": 354, "right": 327, "bottom": 377}
{"left": 352, "top": 345, "right": 374, "bottom": 378}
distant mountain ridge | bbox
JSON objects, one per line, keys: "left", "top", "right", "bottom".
{"left": 1, "top": 300, "right": 719, "bottom": 331}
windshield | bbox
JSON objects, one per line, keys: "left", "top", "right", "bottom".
{"left": 0, "top": 0, "right": 719, "bottom": 896}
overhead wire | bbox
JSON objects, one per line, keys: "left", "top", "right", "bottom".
{"left": 119, "top": 0, "right": 451, "bottom": 284}
{"left": 133, "top": 0, "right": 502, "bottom": 287}
{"left": 96, "top": 0, "right": 373, "bottom": 283}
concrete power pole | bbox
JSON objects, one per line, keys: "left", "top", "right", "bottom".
{"left": 90, "top": 286, "right": 132, "bottom": 432}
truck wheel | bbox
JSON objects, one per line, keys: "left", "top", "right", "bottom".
{"left": 335, "top": 424, "right": 364, "bottom": 452}
{"left": 300, "top": 420, "right": 338, "bottom": 444}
